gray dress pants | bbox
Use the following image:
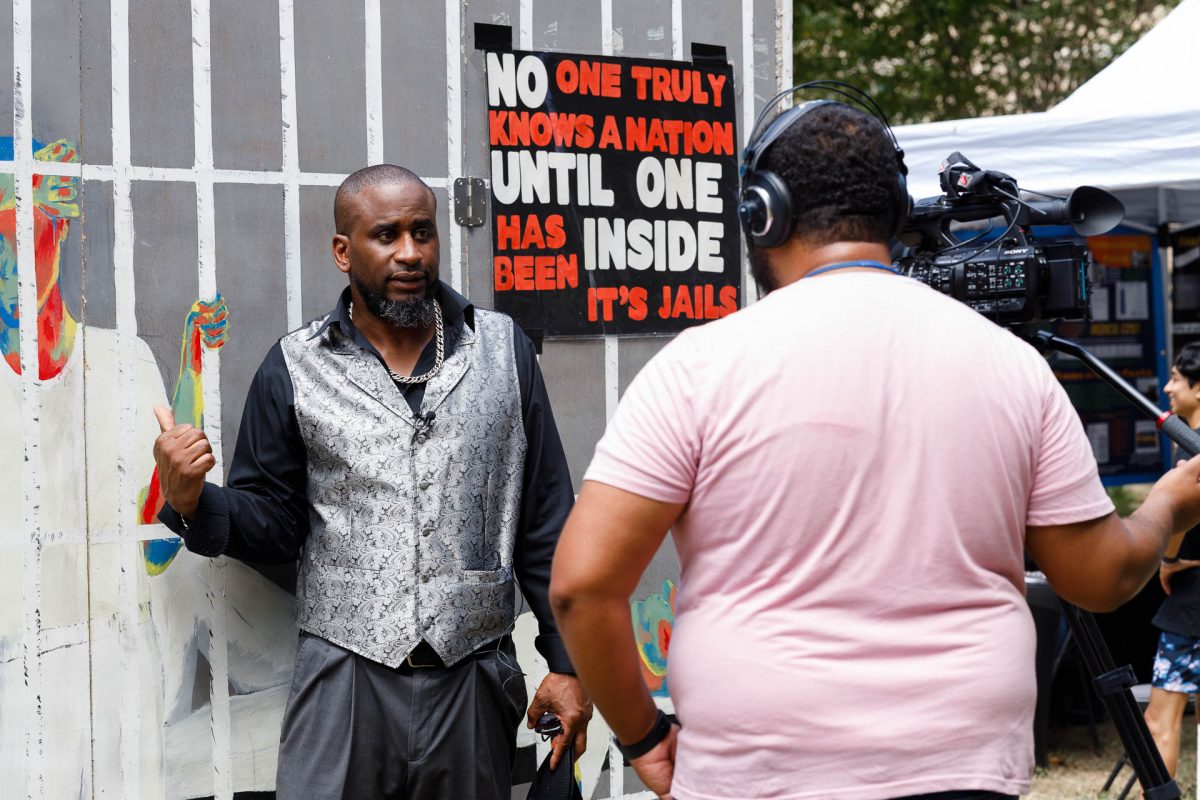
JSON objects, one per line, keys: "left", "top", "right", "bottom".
{"left": 275, "top": 632, "right": 528, "bottom": 800}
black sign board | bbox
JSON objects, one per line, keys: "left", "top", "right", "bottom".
{"left": 483, "top": 49, "right": 740, "bottom": 336}
{"left": 1170, "top": 224, "right": 1200, "bottom": 354}
{"left": 1047, "top": 232, "right": 1168, "bottom": 483}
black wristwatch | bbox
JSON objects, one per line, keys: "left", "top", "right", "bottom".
{"left": 616, "top": 709, "right": 673, "bottom": 761}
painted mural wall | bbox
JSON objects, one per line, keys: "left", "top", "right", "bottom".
{"left": 0, "top": 1, "right": 788, "bottom": 798}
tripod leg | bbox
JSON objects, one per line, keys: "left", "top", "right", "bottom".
{"left": 1059, "top": 602, "right": 1180, "bottom": 800}
{"left": 1073, "top": 648, "right": 1102, "bottom": 753}
{"left": 1102, "top": 752, "right": 1129, "bottom": 792}
{"left": 1119, "top": 770, "right": 1137, "bottom": 800}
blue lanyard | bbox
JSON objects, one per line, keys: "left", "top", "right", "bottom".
{"left": 805, "top": 259, "right": 898, "bottom": 278}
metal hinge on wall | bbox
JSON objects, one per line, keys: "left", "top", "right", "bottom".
{"left": 453, "top": 177, "right": 487, "bottom": 227}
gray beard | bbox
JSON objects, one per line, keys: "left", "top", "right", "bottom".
{"left": 353, "top": 275, "right": 437, "bottom": 328}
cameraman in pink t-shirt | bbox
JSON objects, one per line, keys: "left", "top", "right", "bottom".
{"left": 549, "top": 99, "right": 1200, "bottom": 800}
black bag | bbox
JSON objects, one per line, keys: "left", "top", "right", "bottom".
{"left": 526, "top": 744, "right": 584, "bottom": 800}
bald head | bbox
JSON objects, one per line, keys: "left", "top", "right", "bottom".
{"left": 334, "top": 164, "right": 433, "bottom": 235}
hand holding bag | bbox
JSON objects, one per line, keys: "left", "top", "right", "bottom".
{"left": 526, "top": 742, "right": 583, "bottom": 800}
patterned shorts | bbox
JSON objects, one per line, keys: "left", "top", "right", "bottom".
{"left": 1152, "top": 631, "right": 1200, "bottom": 693}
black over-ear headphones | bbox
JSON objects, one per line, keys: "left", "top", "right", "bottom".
{"left": 737, "top": 80, "right": 912, "bottom": 249}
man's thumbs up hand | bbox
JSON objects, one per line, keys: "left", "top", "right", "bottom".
{"left": 151, "top": 404, "right": 215, "bottom": 520}
{"left": 154, "top": 405, "right": 176, "bottom": 433}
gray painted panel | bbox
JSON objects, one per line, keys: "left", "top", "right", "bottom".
{"left": 216, "top": 183, "right": 287, "bottom": 469}
{"left": 300, "top": 184, "right": 342, "bottom": 321}
{"left": 461, "top": 1, "right": 520, "bottom": 305}
{"left": 128, "top": 0, "right": 196, "bottom": 168}
{"left": 211, "top": 0, "right": 284, "bottom": 171}
{"left": 294, "top": 0, "right": 367, "bottom": 174}
{"left": 532, "top": 0, "right": 602, "bottom": 53}
{"left": 430, "top": 186, "right": 453, "bottom": 293}
{"left": 613, "top": 0, "right": 672, "bottom": 59}
{"left": 32, "top": 0, "right": 81, "bottom": 151}
{"left": 380, "top": 0, "right": 447, "bottom": 176}
{"left": 80, "top": 0, "right": 113, "bottom": 165}
{"left": 465, "top": 0, "right": 521, "bottom": 35}
{"left": 634, "top": 540, "right": 681, "bottom": 600}
{"left": 80, "top": 180, "right": 116, "bottom": 329}
{"left": 682, "top": 0, "right": 745, "bottom": 122}
{"left": 539, "top": 339, "right": 605, "bottom": 492}
{"left": 461, "top": 220, "right": 492, "bottom": 306}
{"left": 754, "top": 0, "right": 782, "bottom": 108}
{"left": 131, "top": 180, "right": 199, "bottom": 392}
{"left": 0, "top": 0, "right": 11, "bottom": 140}
{"left": 616, "top": 335, "right": 667, "bottom": 395}
{"left": 468, "top": 0, "right": 521, "bottom": 31}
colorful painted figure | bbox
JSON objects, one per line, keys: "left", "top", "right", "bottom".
{"left": 0, "top": 137, "right": 178, "bottom": 798}
{"left": 0, "top": 138, "right": 81, "bottom": 379}
{"left": 0, "top": 136, "right": 293, "bottom": 799}
{"left": 632, "top": 579, "right": 676, "bottom": 698}
{"left": 137, "top": 293, "right": 229, "bottom": 574}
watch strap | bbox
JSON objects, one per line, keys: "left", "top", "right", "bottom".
{"left": 616, "top": 709, "right": 672, "bottom": 761}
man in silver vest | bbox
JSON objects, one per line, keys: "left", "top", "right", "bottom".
{"left": 151, "top": 164, "right": 591, "bottom": 799}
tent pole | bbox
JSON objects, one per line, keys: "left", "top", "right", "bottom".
{"left": 1159, "top": 187, "right": 1173, "bottom": 368}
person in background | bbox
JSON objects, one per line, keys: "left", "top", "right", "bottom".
{"left": 1145, "top": 342, "right": 1200, "bottom": 775}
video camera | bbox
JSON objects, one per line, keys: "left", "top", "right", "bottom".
{"left": 894, "top": 152, "right": 1126, "bottom": 325}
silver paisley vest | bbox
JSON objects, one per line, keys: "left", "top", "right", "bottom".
{"left": 280, "top": 309, "right": 526, "bottom": 668}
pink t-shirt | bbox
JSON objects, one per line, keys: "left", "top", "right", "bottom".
{"left": 585, "top": 272, "right": 1114, "bottom": 800}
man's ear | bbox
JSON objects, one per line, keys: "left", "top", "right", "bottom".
{"left": 332, "top": 234, "right": 350, "bottom": 274}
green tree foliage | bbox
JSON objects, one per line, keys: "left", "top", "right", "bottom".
{"left": 794, "top": 1, "right": 1182, "bottom": 124}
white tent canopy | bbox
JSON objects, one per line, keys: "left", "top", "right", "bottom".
{"left": 1054, "top": 0, "right": 1200, "bottom": 117}
{"left": 894, "top": 0, "right": 1200, "bottom": 230}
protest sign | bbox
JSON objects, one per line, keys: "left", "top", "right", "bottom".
{"left": 485, "top": 49, "right": 740, "bottom": 336}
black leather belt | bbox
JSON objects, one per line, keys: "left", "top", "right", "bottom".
{"left": 402, "top": 636, "right": 512, "bottom": 669}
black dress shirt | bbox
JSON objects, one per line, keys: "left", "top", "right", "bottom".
{"left": 159, "top": 282, "right": 576, "bottom": 672}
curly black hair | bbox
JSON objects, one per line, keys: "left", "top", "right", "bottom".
{"left": 757, "top": 102, "right": 902, "bottom": 247}
{"left": 1176, "top": 342, "right": 1200, "bottom": 386}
